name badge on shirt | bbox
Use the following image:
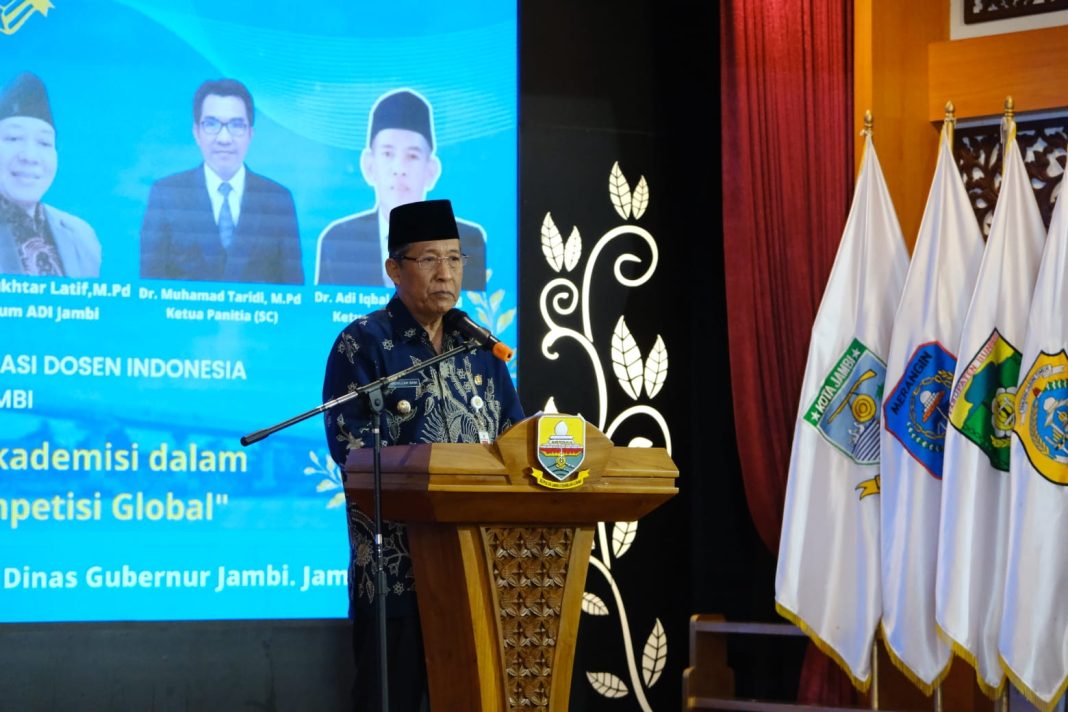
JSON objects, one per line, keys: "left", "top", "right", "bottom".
{"left": 471, "top": 395, "right": 491, "bottom": 443}
{"left": 388, "top": 378, "right": 420, "bottom": 391}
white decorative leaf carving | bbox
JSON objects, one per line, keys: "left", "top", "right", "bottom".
{"left": 608, "top": 162, "right": 632, "bottom": 220}
{"left": 466, "top": 292, "right": 484, "bottom": 306}
{"left": 327, "top": 492, "right": 346, "bottom": 508}
{"left": 308, "top": 450, "right": 321, "bottom": 466}
{"left": 628, "top": 437, "right": 653, "bottom": 448}
{"left": 632, "top": 176, "right": 650, "bottom": 219}
{"left": 644, "top": 335, "right": 668, "bottom": 398}
{"left": 564, "top": 226, "right": 582, "bottom": 271}
{"left": 581, "top": 591, "right": 610, "bottom": 616}
{"left": 641, "top": 618, "right": 667, "bottom": 688}
{"left": 612, "top": 521, "right": 638, "bottom": 558}
{"left": 316, "top": 479, "right": 338, "bottom": 492}
{"left": 489, "top": 289, "right": 505, "bottom": 310}
{"left": 611, "top": 316, "right": 644, "bottom": 400}
{"left": 476, "top": 307, "right": 491, "bottom": 325}
{"left": 540, "top": 212, "right": 565, "bottom": 271}
{"left": 587, "top": 671, "right": 629, "bottom": 699}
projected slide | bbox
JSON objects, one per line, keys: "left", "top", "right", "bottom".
{"left": 0, "top": 0, "right": 518, "bottom": 622}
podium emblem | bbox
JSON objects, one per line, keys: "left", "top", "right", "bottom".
{"left": 532, "top": 414, "right": 589, "bottom": 489}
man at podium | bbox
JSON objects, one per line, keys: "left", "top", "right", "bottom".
{"left": 322, "top": 198, "right": 523, "bottom": 710}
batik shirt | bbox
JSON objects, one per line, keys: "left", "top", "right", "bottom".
{"left": 0, "top": 196, "right": 65, "bottom": 276}
{"left": 322, "top": 296, "right": 524, "bottom": 616}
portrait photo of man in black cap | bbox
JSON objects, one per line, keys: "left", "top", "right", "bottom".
{"left": 139, "top": 78, "right": 303, "bottom": 284}
{"left": 0, "top": 72, "right": 101, "bottom": 278}
{"left": 314, "top": 88, "right": 487, "bottom": 290}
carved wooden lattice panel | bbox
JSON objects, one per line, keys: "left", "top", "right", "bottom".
{"left": 955, "top": 117, "right": 1067, "bottom": 237}
{"left": 485, "top": 526, "right": 573, "bottom": 712}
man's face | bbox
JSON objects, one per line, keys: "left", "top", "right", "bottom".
{"left": 386, "top": 238, "right": 462, "bottom": 326}
{"left": 362, "top": 128, "right": 440, "bottom": 215}
{"left": 0, "top": 116, "right": 57, "bottom": 213}
{"left": 193, "top": 94, "right": 253, "bottom": 181}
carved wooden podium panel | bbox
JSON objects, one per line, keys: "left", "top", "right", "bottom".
{"left": 344, "top": 418, "right": 678, "bottom": 712}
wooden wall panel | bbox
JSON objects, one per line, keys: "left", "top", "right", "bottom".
{"left": 929, "top": 25, "right": 1068, "bottom": 121}
{"left": 854, "top": 0, "right": 948, "bottom": 249}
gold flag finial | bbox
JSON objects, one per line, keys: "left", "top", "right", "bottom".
{"left": 944, "top": 100, "right": 956, "bottom": 145}
{"left": 861, "top": 109, "right": 873, "bottom": 137}
{"left": 1002, "top": 95, "right": 1017, "bottom": 150}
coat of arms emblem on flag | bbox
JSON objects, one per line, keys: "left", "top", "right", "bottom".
{"left": 948, "top": 328, "right": 1022, "bottom": 472}
{"left": 1014, "top": 350, "right": 1068, "bottom": 486}
{"left": 531, "top": 414, "right": 589, "bottom": 490}
{"left": 803, "top": 338, "right": 885, "bottom": 465}
{"left": 884, "top": 341, "right": 956, "bottom": 478}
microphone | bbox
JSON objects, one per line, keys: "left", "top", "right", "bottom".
{"left": 444, "top": 309, "right": 514, "bottom": 362}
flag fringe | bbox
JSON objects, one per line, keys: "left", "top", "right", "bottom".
{"left": 774, "top": 600, "right": 872, "bottom": 693}
{"left": 877, "top": 622, "right": 953, "bottom": 697}
{"left": 998, "top": 654, "right": 1068, "bottom": 712}
{"left": 934, "top": 623, "right": 1006, "bottom": 700}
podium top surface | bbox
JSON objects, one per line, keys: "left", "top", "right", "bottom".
{"left": 343, "top": 416, "right": 678, "bottom": 524}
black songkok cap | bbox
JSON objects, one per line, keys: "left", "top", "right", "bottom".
{"left": 0, "top": 72, "right": 53, "bottom": 127}
{"left": 369, "top": 89, "right": 433, "bottom": 150}
{"left": 388, "top": 199, "right": 459, "bottom": 252}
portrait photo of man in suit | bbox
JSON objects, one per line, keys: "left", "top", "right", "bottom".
{"left": 314, "top": 88, "right": 486, "bottom": 290}
{"left": 140, "top": 78, "right": 303, "bottom": 284}
{"left": 0, "top": 72, "right": 101, "bottom": 278}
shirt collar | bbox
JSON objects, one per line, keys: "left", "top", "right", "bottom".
{"left": 386, "top": 295, "right": 462, "bottom": 348}
{"left": 0, "top": 194, "right": 45, "bottom": 230}
{"left": 203, "top": 163, "right": 246, "bottom": 196}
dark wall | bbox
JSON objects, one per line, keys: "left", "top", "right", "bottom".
{"left": 519, "top": 1, "right": 796, "bottom": 710}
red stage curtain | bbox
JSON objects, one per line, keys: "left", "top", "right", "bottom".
{"left": 721, "top": 3, "right": 857, "bottom": 702}
{"left": 720, "top": 0, "right": 854, "bottom": 556}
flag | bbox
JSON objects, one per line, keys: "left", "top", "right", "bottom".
{"left": 879, "top": 122, "right": 984, "bottom": 692}
{"left": 935, "top": 127, "right": 1045, "bottom": 697}
{"left": 999, "top": 180, "right": 1068, "bottom": 712}
{"left": 775, "top": 133, "right": 908, "bottom": 688}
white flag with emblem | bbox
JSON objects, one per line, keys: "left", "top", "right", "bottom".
{"left": 999, "top": 174, "right": 1068, "bottom": 711}
{"left": 935, "top": 126, "right": 1045, "bottom": 697}
{"left": 879, "top": 122, "right": 984, "bottom": 692}
{"left": 775, "top": 133, "right": 908, "bottom": 688}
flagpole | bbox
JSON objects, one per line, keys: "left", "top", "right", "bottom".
{"left": 871, "top": 639, "right": 880, "bottom": 710}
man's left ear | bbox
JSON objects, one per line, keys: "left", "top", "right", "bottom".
{"left": 424, "top": 155, "right": 441, "bottom": 192}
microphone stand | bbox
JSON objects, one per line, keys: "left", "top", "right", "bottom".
{"left": 240, "top": 338, "right": 480, "bottom": 712}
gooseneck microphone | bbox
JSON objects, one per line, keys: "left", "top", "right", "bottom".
{"left": 444, "top": 309, "right": 514, "bottom": 362}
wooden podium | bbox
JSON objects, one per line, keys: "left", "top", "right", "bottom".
{"left": 344, "top": 417, "right": 678, "bottom": 711}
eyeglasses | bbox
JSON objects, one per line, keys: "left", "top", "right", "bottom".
{"left": 398, "top": 254, "right": 469, "bottom": 272}
{"left": 199, "top": 117, "right": 250, "bottom": 136}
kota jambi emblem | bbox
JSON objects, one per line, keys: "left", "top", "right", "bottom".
{"left": 1014, "top": 350, "right": 1068, "bottom": 486}
{"left": 1, "top": 0, "right": 52, "bottom": 36}
{"left": 804, "top": 338, "right": 885, "bottom": 465}
{"left": 531, "top": 414, "right": 589, "bottom": 490}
